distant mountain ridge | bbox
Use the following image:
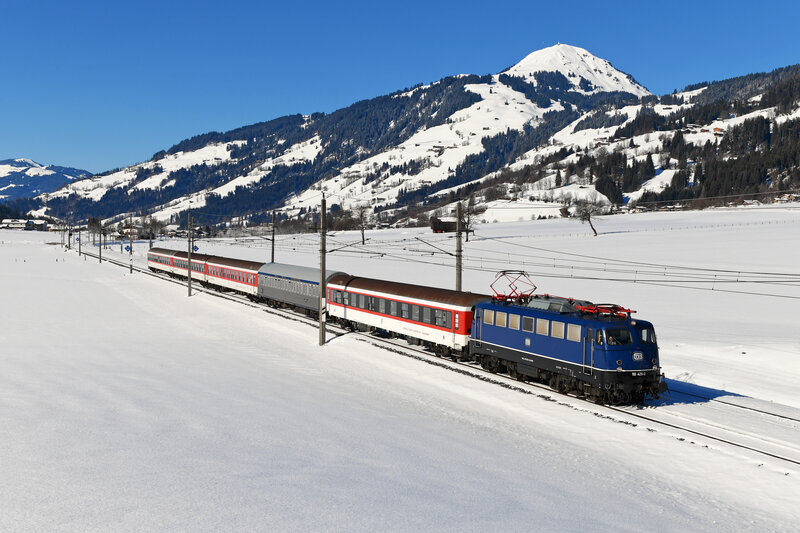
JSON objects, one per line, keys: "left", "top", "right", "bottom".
{"left": 0, "top": 159, "right": 91, "bottom": 203}
{"left": 14, "top": 43, "right": 800, "bottom": 226}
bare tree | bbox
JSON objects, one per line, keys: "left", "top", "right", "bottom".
{"left": 574, "top": 193, "right": 606, "bottom": 237}
{"left": 353, "top": 204, "right": 372, "bottom": 245}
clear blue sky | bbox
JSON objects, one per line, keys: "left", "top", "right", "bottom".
{"left": 2, "top": 0, "right": 798, "bottom": 173}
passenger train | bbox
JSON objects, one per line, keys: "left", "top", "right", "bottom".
{"left": 147, "top": 247, "right": 665, "bottom": 404}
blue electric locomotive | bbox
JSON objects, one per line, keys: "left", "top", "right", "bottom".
{"left": 469, "top": 294, "right": 665, "bottom": 404}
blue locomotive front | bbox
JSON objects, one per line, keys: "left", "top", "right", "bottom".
{"left": 469, "top": 295, "right": 665, "bottom": 404}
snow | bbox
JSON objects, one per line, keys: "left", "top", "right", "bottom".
{"left": 43, "top": 142, "right": 241, "bottom": 203}
{"left": 286, "top": 77, "right": 564, "bottom": 215}
{"left": 210, "top": 136, "right": 323, "bottom": 199}
{"left": 2, "top": 205, "right": 799, "bottom": 530}
{"left": 625, "top": 169, "right": 676, "bottom": 204}
{"left": 0, "top": 160, "right": 44, "bottom": 179}
{"left": 503, "top": 44, "right": 651, "bottom": 97}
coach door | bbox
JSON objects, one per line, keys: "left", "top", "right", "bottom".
{"left": 583, "top": 328, "right": 594, "bottom": 375}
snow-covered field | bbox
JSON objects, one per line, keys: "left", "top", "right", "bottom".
{"left": 1, "top": 204, "right": 799, "bottom": 531}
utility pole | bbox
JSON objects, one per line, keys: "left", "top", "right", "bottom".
{"left": 129, "top": 215, "right": 133, "bottom": 274}
{"left": 271, "top": 211, "right": 276, "bottom": 263}
{"left": 455, "top": 201, "right": 463, "bottom": 292}
{"left": 78, "top": 228, "right": 82, "bottom": 257}
{"left": 187, "top": 211, "right": 193, "bottom": 297}
{"left": 319, "top": 195, "right": 327, "bottom": 346}
{"left": 99, "top": 230, "right": 103, "bottom": 263}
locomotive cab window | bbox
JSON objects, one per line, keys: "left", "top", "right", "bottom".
{"left": 605, "top": 327, "right": 633, "bottom": 346}
{"left": 638, "top": 326, "right": 657, "bottom": 344}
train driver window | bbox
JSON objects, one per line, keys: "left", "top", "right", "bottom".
{"left": 606, "top": 328, "right": 633, "bottom": 345}
{"left": 638, "top": 326, "right": 657, "bottom": 344}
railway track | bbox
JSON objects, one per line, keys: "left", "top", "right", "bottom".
{"left": 74, "top": 246, "right": 800, "bottom": 471}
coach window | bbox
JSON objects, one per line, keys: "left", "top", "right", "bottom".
{"left": 411, "top": 305, "right": 420, "bottom": 322}
{"left": 508, "top": 314, "right": 520, "bottom": 330}
{"left": 522, "top": 316, "right": 534, "bottom": 332}
{"left": 536, "top": 318, "right": 549, "bottom": 336}
{"left": 495, "top": 311, "right": 507, "bottom": 328}
{"left": 483, "top": 309, "right": 494, "bottom": 326}
{"left": 434, "top": 309, "right": 450, "bottom": 328}
{"left": 378, "top": 298, "right": 386, "bottom": 314}
{"left": 422, "top": 306, "right": 432, "bottom": 324}
{"left": 390, "top": 300, "right": 397, "bottom": 316}
{"left": 551, "top": 321, "right": 565, "bottom": 339}
{"left": 401, "top": 303, "right": 410, "bottom": 319}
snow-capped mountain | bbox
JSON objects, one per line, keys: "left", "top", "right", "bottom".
{"left": 0, "top": 159, "right": 90, "bottom": 203}
{"left": 503, "top": 43, "right": 649, "bottom": 97}
{"left": 27, "top": 44, "right": 800, "bottom": 226}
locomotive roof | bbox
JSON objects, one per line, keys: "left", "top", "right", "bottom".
{"left": 258, "top": 262, "right": 347, "bottom": 284}
{"left": 328, "top": 274, "right": 491, "bottom": 307}
{"left": 481, "top": 294, "right": 593, "bottom": 314}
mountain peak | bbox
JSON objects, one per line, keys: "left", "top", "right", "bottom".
{"left": 503, "top": 43, "right": 650, "bottom": 97}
